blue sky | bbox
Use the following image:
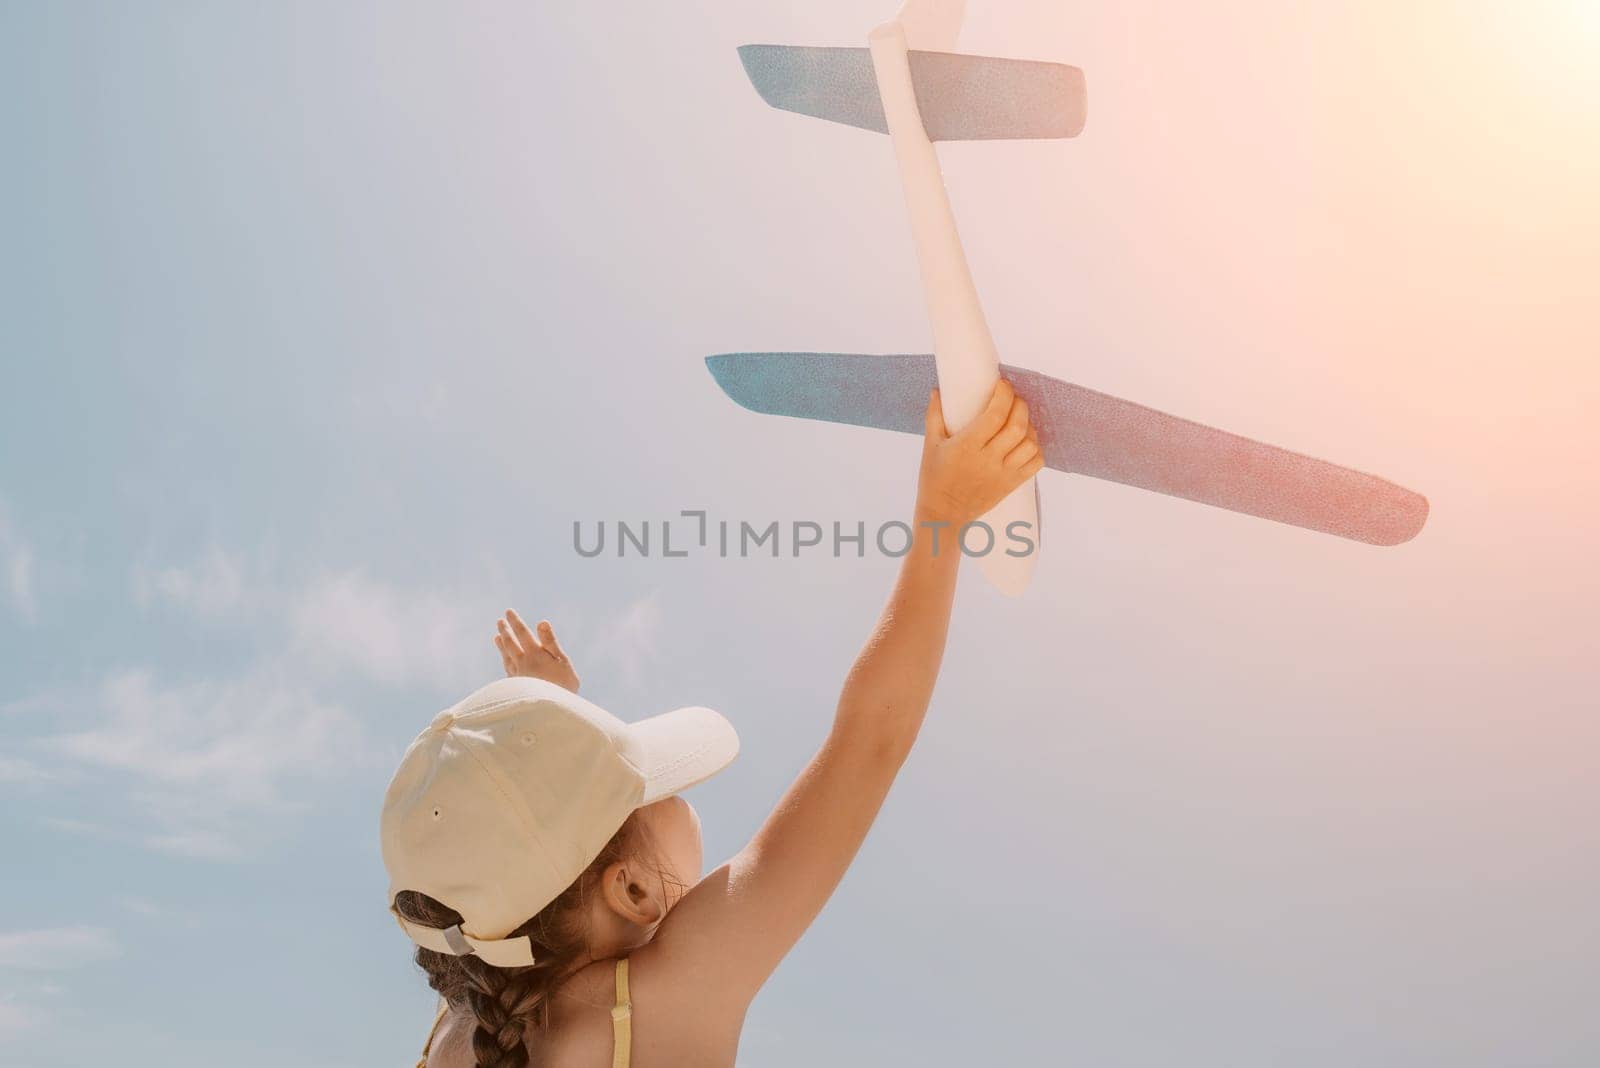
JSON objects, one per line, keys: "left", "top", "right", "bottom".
{"left": 2, "top": 2, "right": 1597, "bottom": 1065}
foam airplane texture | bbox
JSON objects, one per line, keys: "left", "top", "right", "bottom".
{"left": 707, "top": 352, "right": 1429, "bottom": 547}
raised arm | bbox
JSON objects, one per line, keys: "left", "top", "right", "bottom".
{"left": 656, "top": 379, "right": 1043, "bottom": 1010}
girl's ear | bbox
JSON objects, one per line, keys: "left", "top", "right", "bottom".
{"left": 600, "top": 859, "right": 665, "bottom": 928}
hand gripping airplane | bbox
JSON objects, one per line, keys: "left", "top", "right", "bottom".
{"left": 707, "top": 0, "right": 1429, "bottom": 595}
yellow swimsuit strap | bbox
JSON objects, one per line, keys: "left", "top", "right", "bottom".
{"left": 415, "top": 964, "right": 632, "bottom": 1068}
{"left": 611, "top": 957, "right": 633, "bottom": 1068}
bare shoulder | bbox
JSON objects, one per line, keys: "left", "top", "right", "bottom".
{"left": 421, "top": 985, "right": 612, "bottom": 1068}
{"left": 619, "top": 944, "right": 746, "bottom": 1067}
{"left": 421, "top": 1003, "right": 473, "bottom": 1067}
{"left": 425, "top": 954, "right": 742, "bottom": 1068}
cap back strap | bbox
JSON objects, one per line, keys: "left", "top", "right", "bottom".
{"left": 392, "top": 910, "right": 537, "bottom": 968}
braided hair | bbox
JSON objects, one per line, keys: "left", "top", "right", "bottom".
{"left": 395, "top": 811, "right": 645, "bottom": 1068}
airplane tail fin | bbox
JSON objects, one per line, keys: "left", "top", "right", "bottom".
{"left": 737, "top": 45, "right": 1086, "bottom": 141}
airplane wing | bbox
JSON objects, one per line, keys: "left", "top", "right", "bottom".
{"left": 705, "top": 352, "right": 1428, "bottom": 546}
{"left": 737, "top": 45, "right": 1086, "bottom": 141}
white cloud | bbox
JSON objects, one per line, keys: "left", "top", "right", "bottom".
{"left": 46, "top": 805, "right": 249, "bottom": 862}
{"left": 0, "top": 930, "right": 105, "bottom": 1043}
{"left": 587, "top": 591, "right": 664, "bottom": 688}
{"left": 50, "top": 668, "right": 364, "bottom": 809}
{"left": 134, "top": 787, "right": 279, "bottom": 861}
{"left": 287, "top": 569, "right": 490, "bottom": 691}
{"left": 38, "top": 817, "right": 106, "bottom": 836}
{"left": 131, "top": 546, "right": 246, "bottom": 618}
{"left": 0, "top": 999, "right": 37, "bottom": 1041}
{"left": 125, "top": 552, "right": 500, "bottom": 692}
{"left": 8, "top": 552, "right": 507, "bottom": 862}
{"left": 0, "top": 927, "right": 118, "bottom": 971}
{"left": 0, "top": 754, "right": 54, "bottom": 785}
{"left": 29, "top": 664, "right": 370, "bottom": 861}
{"left": 115, "top": 897, "right": 164, "bottom": 918}
{"left": 143, "top": 828, "right": 248, "bottom": 861}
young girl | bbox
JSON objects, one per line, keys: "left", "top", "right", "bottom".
{"left": 383, "top": 381, "right": 1043, "bottom": 1067}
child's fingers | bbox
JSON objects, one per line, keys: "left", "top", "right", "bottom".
{"left": 988, "top": 397, "right": 1030, "bottom": 455}
{"left": 1003, "top": 430, "right": 1041, "bottom": 470}
{"left": 497, "top": 617, "right": 524, "bottom": 659}
{"left": 493, "top": 633, "right": 516, "bottom": 675}
{"left": 537, "top": 621, "right": 568, "bottom": 663}
{"left": 505, "top": 609, "right": 545, "bottom": 658}
{"left": 958, "top": 379, "right": 1015, "bottom": 446}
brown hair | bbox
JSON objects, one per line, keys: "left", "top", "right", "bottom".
{"left": 395, "top": 810, "right": 653, "bottom": 1068}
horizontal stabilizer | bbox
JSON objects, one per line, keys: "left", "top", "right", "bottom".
{"left": 706, "top": 352, "right": 1428, "bottom": 546}
{"left": 737, "top": 44, "right": 1086, "bottom": 141}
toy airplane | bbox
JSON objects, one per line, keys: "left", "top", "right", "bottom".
{"left": 709, "top": 1, "right": 1428, "bottom": 595}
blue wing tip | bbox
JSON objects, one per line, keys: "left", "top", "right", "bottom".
{"left": 705, "top": 353, "right": 760, "bottom": 413}
{"left": 736, "top": 44, "right": 776, "bottom": 103}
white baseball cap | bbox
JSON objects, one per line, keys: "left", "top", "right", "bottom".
{"left": 381, "top": 676, "right": 739, "bottom": 968}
